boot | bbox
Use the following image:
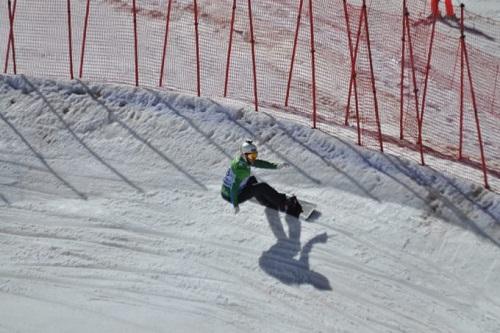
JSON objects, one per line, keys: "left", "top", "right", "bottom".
{"left": 285, "top": 195, "right": 303, "bottom": 218}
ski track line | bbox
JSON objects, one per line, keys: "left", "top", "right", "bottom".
{"left": 0, "top": 208, "right": 278, "bottom": 286}
{"left": 0, "top": 267, "right": 260, "bottom": 332}
{"left": 197, "top": 261, "right": 331, "bottom": 333}
{"left": 0, "top": 289, "right": 162, "bottom": 333}
{"left": 320, "top": 253, "right": 472, "bottom": 313}
{"left": 0, "top": 266, "right": 245, "bottom": 319}
{"left": 315, "top": 219, "right": 485, "bottom": 295}
{"left": 0, "top": 216, "right": 263, "bottom": 263}
{"left": 319, "top": 227, "right": 500, "bottom": 315}
{"left": 0, "top": 195, "right": 290, "bottom": 258}
{"left": 0, "top": 156, "right": 141, "bottom": 186}
{"left": 268, "top": 246, "right": 451, "bottom": 333}
{"left": 0, "top": 227, "right": 203, "bottom": 262}
{"left": 0, "top": 262, "right": 235, "bottom": 302}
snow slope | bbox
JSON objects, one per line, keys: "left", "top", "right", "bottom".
{"left": 1, "top": 75, "right": 500, "bottom": 332}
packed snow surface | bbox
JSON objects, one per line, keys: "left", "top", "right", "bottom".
{"left": 1, "top": 0, "right": 500, "bottom": 332}
{"left": 0, "top": 75, "right": 499, "bottom": 332}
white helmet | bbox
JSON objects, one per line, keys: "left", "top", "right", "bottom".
{"left": 241, "top": 140, "right": 257, "bottom": 154}
{"left": 240, "top": 140, "right": 258, "bottom": 162}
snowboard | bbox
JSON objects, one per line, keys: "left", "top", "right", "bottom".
{"left": 296, "top": 198, "right": 318, "bottom": 221}
{"left": 249, "top": 197, "right": 319, "bottom": 221}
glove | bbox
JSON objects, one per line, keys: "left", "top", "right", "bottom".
{"left": 277, "top": 162, "right": 290, "bottom": 169}
{"left": 234, "top": 206, "right": 240, "bottom": 214}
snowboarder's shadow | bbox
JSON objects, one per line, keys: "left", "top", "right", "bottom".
{"left": 259, "top": 208, "right": 331, "bottom": 291}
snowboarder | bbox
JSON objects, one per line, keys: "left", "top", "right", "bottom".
{"left": 221, "top": 140, "right": 303, "bottom": 217}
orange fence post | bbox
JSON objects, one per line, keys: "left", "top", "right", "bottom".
{"left": 431, "top": 0, "right": 439, "bottom": 16}
{"left": 350, "top": 4, "right": 365, "bottom": 146}
{"left": 431, "top": 0, "right": 455, "bottom": 17}
{"left": 404, "top": 10, "right": 423, "bottom": 162}
{"left": 309, "top": 0, "right": 317, "bottom": 128}
{"left": 444, "top": 0, "right": 455, "bottom": 17}
{"left": 343, "top": 0, "right": 360, "bottom": 131}
{"left": 67, "top": 0, "right": 74, "bottom": 80}
{"left": 247, "top": 0, "right": 259, "bottom": 111}
{"left": 224, "top": 1, "right": 258, "bottom": 110}
{"left": 459, "top": 9, "right": 465, "bottom": 160}
{"left": 285, "top": 0, "right": 304, "bottom": 107}
{"left": 193, "top": 0, "right": 201, "bottom": 97}
{"left": 459, "top": 4, "right": 489, "bottom": 189}
{"left": 79, "top": 0, "right": 91, "bottom": 78}
{"left": 285, "top": 0, "right": 317, "bottom": 128}
{"left": 399, "top": 2, "right": 407, "bottom": 139}
{"left": 418, "top": 12, "right": 438, "bottom": 166}
{"left": 159, "top": 0, "right": 173, "bottom": 87}
{"left": 223, "top": 0, "right": 236, "bottom": 97}
{"left": 491, "top": 65, "right": 499, "bottom": 115}
{"left": 363, "top": 0, "right": 383, "bottom": 152}
{"left": 4, "top": 0, "right": 17, "bottom": 74}
{"left": 132, "top": 0, "right": 139, "bottom": 86}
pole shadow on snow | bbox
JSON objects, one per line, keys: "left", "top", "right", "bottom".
{"left": 0, "top": 158, "right": 140, "bottom": 187}
{"left": 333, "top": 136, "right": 500, "bottom": 247}
{"left": 381, "top": 154, "right": 500, "bottom": 247}
{"left": 21, "top": 76, "right": 145, "bottom": 194}
{"left": 0, "top": 108, "right": 87, "bottom": 200}
{"left": 439, "top": 17, "right": 495, "bottom": 41}
{"left": 259, "top": 208, "right": 332, "bottom": 291}
{"left": 144, "top": 88, "right": 233, "bottom": 160}
{"left": 76, "top": 80, "right": 207, "bottom": 191}
{"left": 331, "top": 135, "right": 431, "bottom": 205}
{"left": 0, "top": 192, "right": 10, "bottom": 205}
{"left": 432, "top": 172, "right": 500, "bottom": 226}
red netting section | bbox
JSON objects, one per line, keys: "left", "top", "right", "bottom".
{"left": 0, "top": 0, "right": 70, "bottom": 77}
{"left": 1, "top": 0, "right": 499, "bottom": 188}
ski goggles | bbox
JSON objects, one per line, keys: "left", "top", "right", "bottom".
{"left": 246, "top": 152, "right": 258, "bottom": 161}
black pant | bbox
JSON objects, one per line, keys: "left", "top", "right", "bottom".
{"left": 238, "top": 176, "right": 287, "bottom": 211}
